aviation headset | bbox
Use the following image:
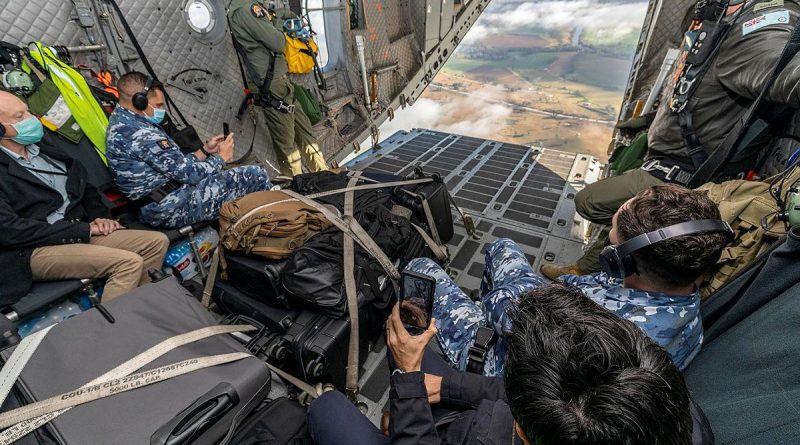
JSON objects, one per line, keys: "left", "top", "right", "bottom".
{"left": 132, "top": 75, "right": 154, "bottom": 111}
{"left": 599, "top": 219, "right": 734, "bottom": 280}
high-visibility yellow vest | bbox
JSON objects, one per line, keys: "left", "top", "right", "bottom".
{"left": 25, "top": 42, "right": 109, "bottom": 164}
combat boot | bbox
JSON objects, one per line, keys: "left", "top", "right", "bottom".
{"left": 540, "top": 263, "right": 584, "bottom": 281}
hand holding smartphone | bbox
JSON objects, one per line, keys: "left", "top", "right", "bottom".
{"left": 399, "top": 271, "right": 436, "bottom": 335}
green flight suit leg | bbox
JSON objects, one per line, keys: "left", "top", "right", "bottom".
{"left": 574, "top": 168, "right": 664, "bottom": 273}
{"left": 291, "top": 93, "right": 328, "bottom": 173}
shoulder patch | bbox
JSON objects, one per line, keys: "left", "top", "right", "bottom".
{"left": 754, "top": 0, "right": 784, "bottom": 13}
{"left": 250, "top": 3, "right": 267, "bottom": 18}
{"left": 742, "top": 10, "right": 790, "bottom": 36}
{"left": 158, "top": 139, "right": 171, "bottom": 150}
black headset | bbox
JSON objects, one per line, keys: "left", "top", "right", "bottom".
{"left": 132, "top": 76, "right": 153, "bottom": 111}
{"left": 599, "top": 219, "right": 734, "bottom": 280}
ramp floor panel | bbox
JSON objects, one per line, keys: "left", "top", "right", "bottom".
{"left": 353, "top": 129, "right": 602, "bottom": 290}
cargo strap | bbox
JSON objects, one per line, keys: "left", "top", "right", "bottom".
{"left": 281, "top": 190, "right": 401, "bottom": 286}
{"left": 304, "top": 177, "right": 437, "bottom": 199}
{"left": 201, "top": 248, "right": 221, "bottom": 308}
{"left": 263, "top": 362, "right": 319, "bottom": 400}
{"left": 343, "top": 173, "right": 361, "bottom": 401}
{"left": 0, "top": 324, "right": 257, "bottom": 444}
{"left": 0, "top": 352, "right": 251, "bottom": 431}
{"left": 0, "top": 326, "right": 56, "bottom": 408}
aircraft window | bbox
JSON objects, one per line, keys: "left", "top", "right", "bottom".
{"left": 304, "top": 0, "right": 329, "bottom": 68}
{"left": 185, "top": 1, "right": 215, "bottom": 33}
{"left": 183, "top": 0, "right": 226, "bottom": 44}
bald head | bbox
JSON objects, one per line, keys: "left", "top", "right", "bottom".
{"left": 0, "top": 90, "right": 28, "bottom": 124}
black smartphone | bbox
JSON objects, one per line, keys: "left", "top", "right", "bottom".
{"left": 399, "top": 271, "right": 436, "bottom": 335}
{"left": 223, "top": 122, "right": 230, "bottom": 138}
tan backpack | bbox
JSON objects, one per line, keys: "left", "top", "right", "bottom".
{"left": 219, "top": 190, "right": 332, "bottom": 260}
{"left": 698, "top": 168, "right": 800, "bottom": 299}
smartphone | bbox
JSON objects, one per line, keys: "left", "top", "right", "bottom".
{"left": 223, "top": 122, "right": 230, "bottom": 138}
{"left": 399, "top": 271, "right": 436, "bottom": 335}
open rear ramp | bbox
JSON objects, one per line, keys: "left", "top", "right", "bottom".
{"left": 351, "top": 129, "right": 602, "bottom": 290}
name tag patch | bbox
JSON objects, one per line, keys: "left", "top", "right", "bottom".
{"left": 754, "top": 0, "right": 784, "bottom": 13}
{"left": 743, "top": 10, "right": 790, "bottom": 36}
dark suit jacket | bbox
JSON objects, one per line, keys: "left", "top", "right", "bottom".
{"left": 0, "top": 134, "right": 110, "bottom": 305}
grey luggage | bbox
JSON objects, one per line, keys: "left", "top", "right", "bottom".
{"left": 0, "top": 278, "right": 271, "bottom": 445}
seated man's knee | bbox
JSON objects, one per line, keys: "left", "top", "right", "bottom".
{"left": 487, "top": 238, "right": 517, "bottom": 254}
{"left": 405, "top": 257, "right": 442, "bottom": 277}
{"left": 574, "top": 187, "right": 595, "bottom": 219}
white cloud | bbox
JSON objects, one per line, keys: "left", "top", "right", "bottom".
{"left": 379, "top": 85, "right": 513, "bottom": 140}
{"left": 462, "top": 0, "right": 649, "bottom": 44}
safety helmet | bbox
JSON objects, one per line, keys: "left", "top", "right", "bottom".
{"left": 283, "top": 18, "right": 311, "bottom": 40}
{"left": 1, "top": 69, "right": 35, "bottom": 96}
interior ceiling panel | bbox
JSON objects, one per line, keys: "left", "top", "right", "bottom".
{"left": 353, "top": 129, "right": 602, "bottom": 291}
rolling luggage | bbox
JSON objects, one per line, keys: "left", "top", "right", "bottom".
{"left": 280, "top": 311, "right": 372, "bottom": 390}
{"left": 0, "top": 278, "right": 271, "bottom": 445}
{"left": 212, "top": 279, "right": 297, "bottom": 333}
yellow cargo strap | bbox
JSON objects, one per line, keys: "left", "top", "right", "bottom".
{"left": 25, "top": 42, "right": 109, "bottom": 164}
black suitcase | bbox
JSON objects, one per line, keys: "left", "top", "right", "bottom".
{"left": 224, "top": 253, "right": 290, "bottom": 309}
{"left": 0, "top": 278, "right": 271, "bottom": 445}
{"left": 213, "top": 279, "right": 298, "bottom": 333}
{"left": 396, "top": 179, "right": 454, "bottom": 245}
{"left": 280, "top": 311, "right": 372, "bottom": 390}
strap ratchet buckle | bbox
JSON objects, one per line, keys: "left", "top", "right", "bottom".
{"left": 466, "top": 326, "right": 496, "bottom": 374}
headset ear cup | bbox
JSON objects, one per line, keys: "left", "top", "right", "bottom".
{"left": 132, "top": 92, "right": 148, "bottom": 111}
{"left": 600, "top": 245, "right": 625, "bottom": 279}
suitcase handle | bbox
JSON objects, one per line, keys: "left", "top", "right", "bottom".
{"left": 151, "top": 382, "right": 240, "bottom": 445}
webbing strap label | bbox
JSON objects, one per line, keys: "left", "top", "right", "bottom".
{"left": 0, "top": 353, "right": 251, "bottom": 436}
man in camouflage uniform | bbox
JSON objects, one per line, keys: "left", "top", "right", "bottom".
{"left": 228, "top": 0, "right": 328, "bottom": 177}
{"left": 543, "top": 0, "right": 800, "bottom": 278}
{"left": 106, "top": 72, "right": 272, "bottom": 228}
{"left": 410, "top": 184, "right": 729, "bottom": 375}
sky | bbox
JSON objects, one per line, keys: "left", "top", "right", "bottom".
{"left": 376, "top": 0, "right": 649, "bottom": 143}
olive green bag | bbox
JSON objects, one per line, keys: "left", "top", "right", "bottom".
{"left": 697, "top": 167, "right": 800, "bottom": 299}
{"left": 293, "top": 84, "right": 322, "bottom": 125}
{"left": 609, "top": 132, "right": 648, "bottom": 175}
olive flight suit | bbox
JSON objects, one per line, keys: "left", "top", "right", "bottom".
{"left": 228, "top": 0, "right": 328, "bottom": 177}
{"left": 574, "top": 0, "right": 800, "bottom": 272}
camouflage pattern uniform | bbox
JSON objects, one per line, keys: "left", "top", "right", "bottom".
{"left": 106, "top": 106, "right": 272, "bottom": 228}
{"left": 408, "top": 238, "right": 703, "bottom": 376}
{"left": 406, "top": 238, "right": 547, "bottom": 376}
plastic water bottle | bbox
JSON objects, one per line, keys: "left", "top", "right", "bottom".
{"left": 17, "top": 302, "right": 83, "bottom": 337}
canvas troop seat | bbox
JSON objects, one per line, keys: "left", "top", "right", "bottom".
{"left": 685, "top": 225, "right": 800, "bottom": 444}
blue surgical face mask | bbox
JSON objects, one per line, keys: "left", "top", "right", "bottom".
{"left": 147, "top": 107, "right": 166, "bottom": 124}
{"left": 11, "top": 116, "right": 44, "bottom": 145}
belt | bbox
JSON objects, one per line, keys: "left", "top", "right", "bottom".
{"left": 640, "top": 159, "right": 694, "bottom": 186}
{"left": 239, "top": 92, "right": 295, "bottom": 115}
{"left": 466, "top": 326, "right": 496, "bottom": 374}
{"left": 135, "top": 180, "right": 183, "bottom": 206}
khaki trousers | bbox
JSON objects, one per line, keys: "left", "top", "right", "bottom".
{"left": 30, "top": 229, "right": 170, "bottom": 301}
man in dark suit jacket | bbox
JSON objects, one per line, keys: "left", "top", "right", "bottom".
{"left": 0, "top": 91, "right": 169, "bottom": 305}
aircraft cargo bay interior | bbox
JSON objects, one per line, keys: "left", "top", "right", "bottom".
{"left": 0, "top": 0, "right": 799, "bottom": 444}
